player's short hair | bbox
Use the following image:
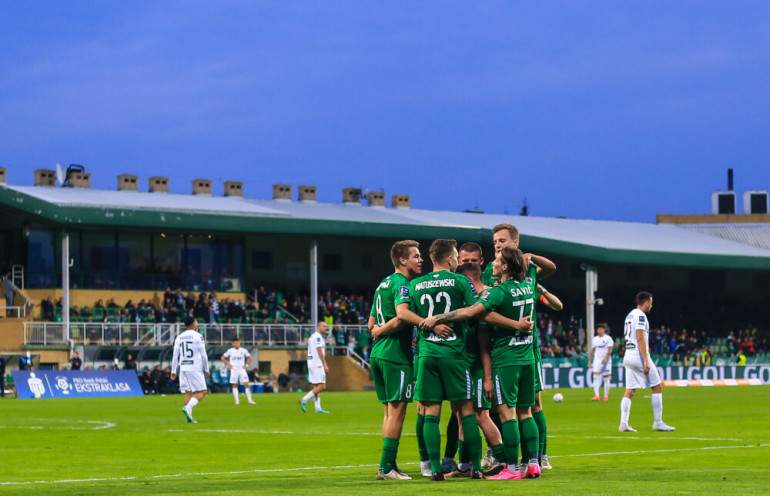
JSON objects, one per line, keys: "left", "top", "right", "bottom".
{"left": 182, "top": 315, "right": 195, "bottom": 328}
{"left": 390, "top": 240, "right": 419, "bottom": 268}
{"left": 499, "top": 247, "right": 527, "bottom": 280}
{"left": 492, "top": 223, "right": 519, "bottom": 240}
{"left": 458, "top": 242, "right": 483, "bottom": 256}
{"left": 636, "top": 291, "right": 653, "bottom": 306}
{"left": 456, "top": 262, "right": 482, "bottom": 281}
{"left": 429, "top": 239, "right": 457, "bottom": 264}
{"left": 232, "top": 337, "right": 240, "bottom": 342}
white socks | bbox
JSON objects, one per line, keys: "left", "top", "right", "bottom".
{"left": 245, "top": 387, "right": 253, "bottom": 402}
{"left": 652, "top": 393, "right": 663, "bottom": 423}
{"left": 620, "top": 396, "right": 632, "bottom": 425}
{"left": 593, "top": 375, "right": 601, "bottom": 396}
{"left": 232, "top": 387, "right": 239, "bottom": 403}
{"left": 187, "top": 397, "right": 199, "bottom": 412}
{"left": 603, "top": 376, "right": 611, "bottom": 398}
{"left": 313, "top": 395, "right": 322, "bottom": 411}
{"left": 302, "top": 391, "right": 315, "bottom": 403}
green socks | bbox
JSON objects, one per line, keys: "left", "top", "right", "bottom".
{"left": 533, "top": 409, "right": 547, "bottom": 456}
{"left": 491, "top": 443, "right": 506, "bottom": 465}
{"left": 460, "top": 414, "right": 482, "bottom": 471}
{"left": 379, "top": 437, "right": 399, "bottom": 473}
{"left": 416, "top": 414, "right": 429, "bottom": 462}
{"left": 424, "top": 415, "right": 442, "bottom": 474}
{"left": 520, "top": 416, "right": 540, "bottom": 463}
{"left": 501, "top": 419, "right": 520, "bottom": 465}
{"left": 444, "top": 414, "right": 459, "bottom": 459}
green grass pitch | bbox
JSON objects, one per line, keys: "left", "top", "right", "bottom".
{"left": 0, "top": 386, "right": 768, "bottom": 495}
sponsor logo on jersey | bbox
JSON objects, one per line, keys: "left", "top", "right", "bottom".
{"left": 400, "top": 286, "right": 410, "bottom": 296}
{"left": 468, "top": 281, "right": 477, "bottom": 294}
{"left": 639, "top": 315, "right": 645, "bottom": 322}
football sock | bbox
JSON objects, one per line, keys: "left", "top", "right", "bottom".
{"left": 313, "top": 395, "right": 322, "bottom": 411}
{"left": 501, "top": 419, "right": 520, "bottom": 466}
{"left": 603, "top": 376, "right": 611, "bottom": 398}
{"left": 518, "top": 421, "right": 528, "bottom": 465}
{"left": 187, "top": 397, "right": 199, "bottom": 411}
{"left": 593, "top": 375, "right": 601, "bottom": 396}
{"left": 460, "top": 414, "right": 483, "bottom": 471}
{"left": 302, "top": 391, "right": 315, "bottom": 403}
{"left": 232, "top": 387, "right": 239, "bottom": 403}
{"left": 620, "top": 396, "right": 632, "bottom": 425}
{"left": 520, "top": 416, "right": 540, "bottom": 463}
{"left": 416, "top": 414, "right": 429, "bottom": 462}
{"left": 444, "top": 414, "right": 459, "bottom": 460}
{"left": 245, "top": 387, "right": 253, "bottom": 402}
{"left": 457, "top": 439, "right": 470, "bottom": 465}
{"left": 491, "top": 443, "right": 506, "bottom": 464}
{"left": 380, "top": 437, "right": 399, "bottom": 473}
{"left": 424, "top": 415, "right": 442, "bottom": 474}
{"left": 532, "top": 409, "right": 547, "bottom": 456}
{"left": 652, "top": 393, "right": 663, "bottom": 423}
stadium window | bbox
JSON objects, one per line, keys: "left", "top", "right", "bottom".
{"left": 257, "top": 361, "right": 271, "bottom": 374}
{"left": 289, "top": 360, "right": 307, "bottom": 375}
{"left": 152, "top": 233, "right": 183, "bottom": 289}
{"left": 753, "top": 272, "right": 770, "bottom": 291}
{"left": 117, "top": 233, "right": 152, "bottom": 289}
{"left": 323, "top": 253, "right": 342, "bottom": 272}
{"left": 251, "top": 251, "right": 273, "bottom": 269}
{"left": 26, "top": 229, "right": 55, "bottom": 288}
{"left": 81, "top": 231, "right": 118, "bottom": 289}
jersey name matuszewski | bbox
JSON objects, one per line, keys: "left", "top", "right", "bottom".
{"left": 414, "top": 279, "right": 456, "bottom": 291}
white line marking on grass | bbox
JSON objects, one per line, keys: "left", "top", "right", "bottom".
{"left": 0, "top": 420, "right": 115, "bottom": 431}
{"left": 549, "top": 435, "right": 750, "bottom": 442}
{"left": 1, "top": 444, "right": 767, "bottom": 486}
{"left": 168, "top": 429, "right": 383, "bottom": 435}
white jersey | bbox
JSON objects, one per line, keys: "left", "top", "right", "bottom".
{"left": 171, "top": 329, "right": 209, "bottom": 373}
{"left": 623, "top": 308, "right": 650, "bottom": 356}
{"left": 592, "top": 334, "right": 614, "bottom": 363}
{"left": 307, "top": 331, "right": 326, "bottom": 367}
{"left": 223, "top": 347, "right": 250, "bottom": 370}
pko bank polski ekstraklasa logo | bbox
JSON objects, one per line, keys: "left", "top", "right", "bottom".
{"left": 55, "top": 375, "right": 73, "bottom": 395}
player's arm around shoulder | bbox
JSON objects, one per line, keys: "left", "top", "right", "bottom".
{"left": 527, "top": 253, "right": 557, "bottom": 279}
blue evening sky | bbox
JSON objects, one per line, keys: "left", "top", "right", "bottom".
{"left": 1, "top": 2, "right": 768, "bottom": 222}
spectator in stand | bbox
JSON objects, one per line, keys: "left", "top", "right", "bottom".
{"left": 185, "top": 291, "right": 196, "bottom": 311}
{"left": 0, "top": 353, "right": 5, "bottom": 397}
{"left": 125, "top": 353, "right": 137, "bottom": 371}
{"left": 70, "top": 351, "right": 82, "bottom": 370}
{"left": 19, "top": 351, "right": 33, "bottom": 371}
{"left": 140, "top": 369, "right": 153, "bottom": 394}
{"left": 107, "top": 298, "right": 119, "bottom": 309}
{"left": 150, "top": 365, "right": 164, "bottom": 393}
{"left": 2, "top": 272, "right": 15, "bottom": 316}
{"left": 41, "top": 296, "right": 55, "bottom": 321}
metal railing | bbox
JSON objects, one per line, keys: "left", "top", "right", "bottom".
{"left": 1, "top": 306, "right": 25, "bottom": 318}
{"left": 24, "top": 322, "right": 371, "bottom": 348}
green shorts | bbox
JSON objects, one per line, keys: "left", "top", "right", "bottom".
{"left": 534, "top": 360, "right": 543, "bottom": 393}
{"left": 492, "top": 363, "right": 536, "bottom": 408}
{"left": 371, "top": 357, "right": 414, "bottom": 404}
{"left": 415, "top": 355, "right": 474, "bottom": 403}
{"left": 469, "top": 355, "right": 491, "bottom": 410}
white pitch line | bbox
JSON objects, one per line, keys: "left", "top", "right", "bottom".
{"left": 1, "top": 444, "right": 767, "bottom": 486}
{"left": 0, "top": 420, "right": 116, "bottom": 431}
{"left": 167, "top": 429, "right": 754, "bottom": 443}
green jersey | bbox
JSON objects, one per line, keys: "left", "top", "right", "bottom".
{"left": 482, "top": 262, "right": 499, "bottom": 287}
{"left": 479, "top": 277, "right": 537, "bottom": 366}
{"left": 369, "top": 272, "right": 413, "bottom": 365}
{"left": 408, "top": 270, "right": 478, "bottom": 359}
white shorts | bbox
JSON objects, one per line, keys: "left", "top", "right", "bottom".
{"left": 308, "top": 365, "right": 326, "bottom": 385}
{"left": 180, "top": 371, "right": 207, "bottom": 393}
{"left": 623, "top": 352, "right": 661, "bottom": 389}
{"left": 229, "top": 368, "right": 249, "bottom": 385}
{"left": 592, "top": 359, "right": 613, "bottom": 376}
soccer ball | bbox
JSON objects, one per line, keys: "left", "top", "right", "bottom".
{"left": 553, "top": 393, "right": 564, "bottom": 403}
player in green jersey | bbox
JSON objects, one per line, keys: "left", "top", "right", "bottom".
{"left": 421, "top": 247, "right": 546, "bottom": 480}
{"left": 407, "top": 239, "right": 497, "bottom": 481}
{"left": 368, "top": 240, "right": 423, "bottom": 481}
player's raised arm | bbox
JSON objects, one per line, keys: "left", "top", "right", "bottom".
{"left": 538, "top": 284, "right": 563, "bottom": 311}
{"left": 526, "top": 253, "right": 557, "bottom": 279}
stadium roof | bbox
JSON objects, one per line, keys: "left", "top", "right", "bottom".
{"left": 2, "top": 184, "right": 770, "bottom": 270}
{"left": 675, "top": 224, "right": 770, "bottom": 252}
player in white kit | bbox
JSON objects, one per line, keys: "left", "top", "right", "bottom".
{"left": 619, "top": 292, "right": 675, "bottom": 432}
{"left": 171, "top": 316, "right": 210, "bottom": 423}
{"left": 588, "top": 325, "right": 614, "bottom": 401}
{"left": 221, "top": 337, "right": 256, "bottom": 405}
{"left": 299, "top": 321, "right": 331, "bottom": 414}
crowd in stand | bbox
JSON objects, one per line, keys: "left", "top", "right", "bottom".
{"left": 39, "top": 285, "right": 767, "bottom": 362}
